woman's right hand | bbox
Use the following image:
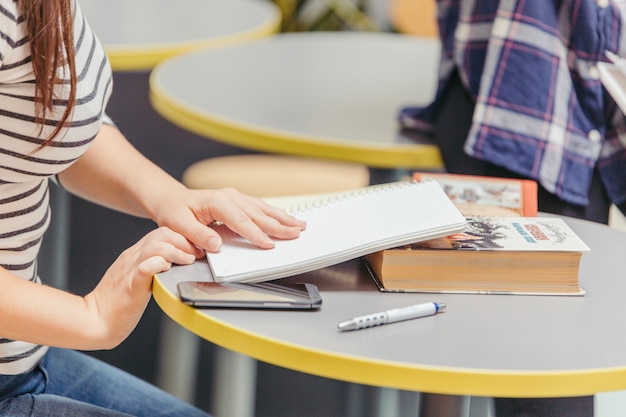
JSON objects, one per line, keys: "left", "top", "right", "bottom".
{"left": 83, "top": 226, "right": 198, "bottom": 349}
{"left": 0, "top": 227, "right": 197, "bottom": 351}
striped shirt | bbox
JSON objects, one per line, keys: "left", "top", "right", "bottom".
{"left": 400, "top": 0, "right": 626, "bottom": 207}
{"left": 0, "top": 0, "right": 112, "bottom": 374}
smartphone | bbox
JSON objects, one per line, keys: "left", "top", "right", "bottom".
{"left": 177, "top": 281, "right": 322, "bottom": 310}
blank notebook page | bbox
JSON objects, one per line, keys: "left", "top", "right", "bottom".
{"left": 207, "top": 181, "right": 466, "bottom": 283}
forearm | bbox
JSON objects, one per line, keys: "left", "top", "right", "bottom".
{"left": 59, "top": 124, "right": 306, "bottom": 252}
{"left": 57, "top": 124, "right": 185, "bottom": 222}
{"left": 0, "top": 271, "right": 110, "bottom": 350}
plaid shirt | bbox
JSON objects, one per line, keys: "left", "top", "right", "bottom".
{"left": 400, "top": 0, "right": 626, "bottom": 206}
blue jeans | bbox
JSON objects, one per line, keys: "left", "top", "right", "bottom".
{"left": 0, "top": 348, "right": 210, "bottom": 417}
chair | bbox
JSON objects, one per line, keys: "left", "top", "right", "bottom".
{"left": 182, "top": 154, "right": 370, "bottom": 197}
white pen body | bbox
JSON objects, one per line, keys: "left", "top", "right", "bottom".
{"left": 387, "top": 302, "right": 438, "bottom": 323}
{"left": 338, "top": 302, "right": 445, "bottom": 331}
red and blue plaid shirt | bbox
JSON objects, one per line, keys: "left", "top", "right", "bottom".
{"left": 400, "top": 0, "right": 626, "bottom": 206}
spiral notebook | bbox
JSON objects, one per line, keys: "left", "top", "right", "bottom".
{"left": 206, "top": 180, "right": 467, "bottom": 283}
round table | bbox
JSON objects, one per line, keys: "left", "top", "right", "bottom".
{"left": 150, "top": 32, "right": 444, "bottom": 170}
{"left": 79, "top": 0, "right": 281, "bottom": 71}
{"left": 154, "top": 216, "right": 626, "bottom": 416}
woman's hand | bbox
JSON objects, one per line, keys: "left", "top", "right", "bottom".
{"left": 151, "top": 187, "right": 306, "bottom": 253}
{"left": 83, "top": 227, "right": 197, "bottom": 349}
{"left": 57, "top": 125, "right": 305, "bottom": 254}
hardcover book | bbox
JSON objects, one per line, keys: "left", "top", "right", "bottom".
{"left": 411, "top": 172, "right": 538, "bottom": 217}
{"left": 364, "top": 216, "right": 589, "bottom": 296}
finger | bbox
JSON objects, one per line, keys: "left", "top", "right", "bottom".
{"left": 216, "top": 207, "right": 277, "bottom": 250}
{"left": 179, "top": 196, "right": 275, "bottom": 251}
{"left": 136, "top": 255, "right": 173, "bottom": 278}
{"left": 139, "top": 228, "right": 199, "bottom": 264}
{"left": 165, "top": 214, "right": 224, "bottom": 253}
{"left": 256, "top": 202, "right": 307, "bottom": 231}
{"left": 150, "top": 226, "right": 205, "bottom": 258}
{"left": 172, "top": 190, "right": 305, "bottom": 252}
{"left": 243, "top": 210, "right": 304, "bottom": 241}
{"left": 210, "top": 195, "right": 301, "bottom": 229}
{"left": 202, "top": 189, "right": 306, "bottom": 233}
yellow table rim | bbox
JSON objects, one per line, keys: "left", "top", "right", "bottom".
{"left": 148, "top": 80, "right": 443, "bottom": 169}
{"left": 153, "top": 274, "right": 626, "bottom": 397}
{"left": 106, "top": 14, "right": 280, "bottom": 71}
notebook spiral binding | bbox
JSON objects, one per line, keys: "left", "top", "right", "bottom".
{"left": 286, "top": 180, "right": 417, "bottom": 215}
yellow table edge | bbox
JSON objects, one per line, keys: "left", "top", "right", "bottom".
{"left": 148, "top": 79, "right": 444, "bottom": 170}
{"left": 106, "top": 14, "right": 281, "bottom": 71}
{"left": 153, "top": 273, "right": 626, "bottom": 397}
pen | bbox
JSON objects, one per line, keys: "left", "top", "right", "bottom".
{"left": 337, "top": 302, "right": 446, "bottom": 331}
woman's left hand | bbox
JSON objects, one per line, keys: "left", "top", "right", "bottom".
{"left": 57, "top": 125, "right": 305, "bottom": 254}
{"left": 152, "top": 187, "right": 306, "bottom": 254}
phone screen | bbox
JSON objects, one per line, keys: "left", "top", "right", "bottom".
{"left": 177, "top": 281, "right": 322, "bottom": 309}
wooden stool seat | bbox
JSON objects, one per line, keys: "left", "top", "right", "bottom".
{"left": 182, "top": 155, "right": 370, "bottom": 198}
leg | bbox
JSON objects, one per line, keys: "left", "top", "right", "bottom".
{"left": 434, "top": 70, "right": 597, "bottom": 417}
{"left": 0, "top": 393, "right": 136, "bottom": 417}
{"left": 0, "top": 355, "right": 134, "bottom": 417}
{"left": 42, "top": 348, "right": 209, "bottom": 417}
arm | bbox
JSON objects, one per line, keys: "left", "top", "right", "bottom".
{"left": 0, "top": 227, "right": 196, "bottom": 350}
{"left": 11, "top": 124, "right": 304, "bottom": 350}
{"left": 57, "top": 124, "right": 306, "bottom": 252}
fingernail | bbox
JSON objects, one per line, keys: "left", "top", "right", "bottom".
{"left": 207, "top": 237, "right": 221, "bottom": 251}
{"left": 262, "top": 236, "right": 276, "bottom": 248}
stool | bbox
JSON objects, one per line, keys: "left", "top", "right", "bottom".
{"left": 182, "top": 154, "right": 370, "bottom": 197}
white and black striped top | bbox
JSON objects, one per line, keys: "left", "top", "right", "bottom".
{"left": 0, "top": 0, "right": 112, "bottom": 374}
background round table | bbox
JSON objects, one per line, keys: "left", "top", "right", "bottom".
{"left": 79, "top": 0, "right": 281, "bottom": 71}
{"left": 150, "top": 32, "right": 444, "bottom": 170}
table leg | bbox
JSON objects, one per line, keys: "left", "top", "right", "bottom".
{"left": 346, "top": 386, "right": 420, "bottom": 417}
{"left": 156, "top": 318, "right": 201, "bottom": 402}
{"left": 419, "top": 393, "right": 470, "bottom": 417}
{"left": 377, "top": 387, "right": 401, "bottom": 417}
{"left": 40, "top": 186, "right": 71, "bottom": 290}
{"left": 469, "top": 397, "right": 494, "bottom": 417}
{"left": 212, "top": 347, "right": 257, "bottom": 417}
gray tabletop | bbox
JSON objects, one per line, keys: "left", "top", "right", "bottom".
{"left": 149, "top": 32, "right": 444, "bottom": 169}
{"left": 78, "top": 0, "right": 280, "bottom": 70}
{"left": 154, "top": 216, "right": 626, "bottom": 397}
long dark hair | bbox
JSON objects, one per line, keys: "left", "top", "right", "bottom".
{"left": 21, "top": 0, "right": 76, "bottom": 144}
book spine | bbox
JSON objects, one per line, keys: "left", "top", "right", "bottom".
{"left": 521, "top": 179, "right": 538, "bottom": 216}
